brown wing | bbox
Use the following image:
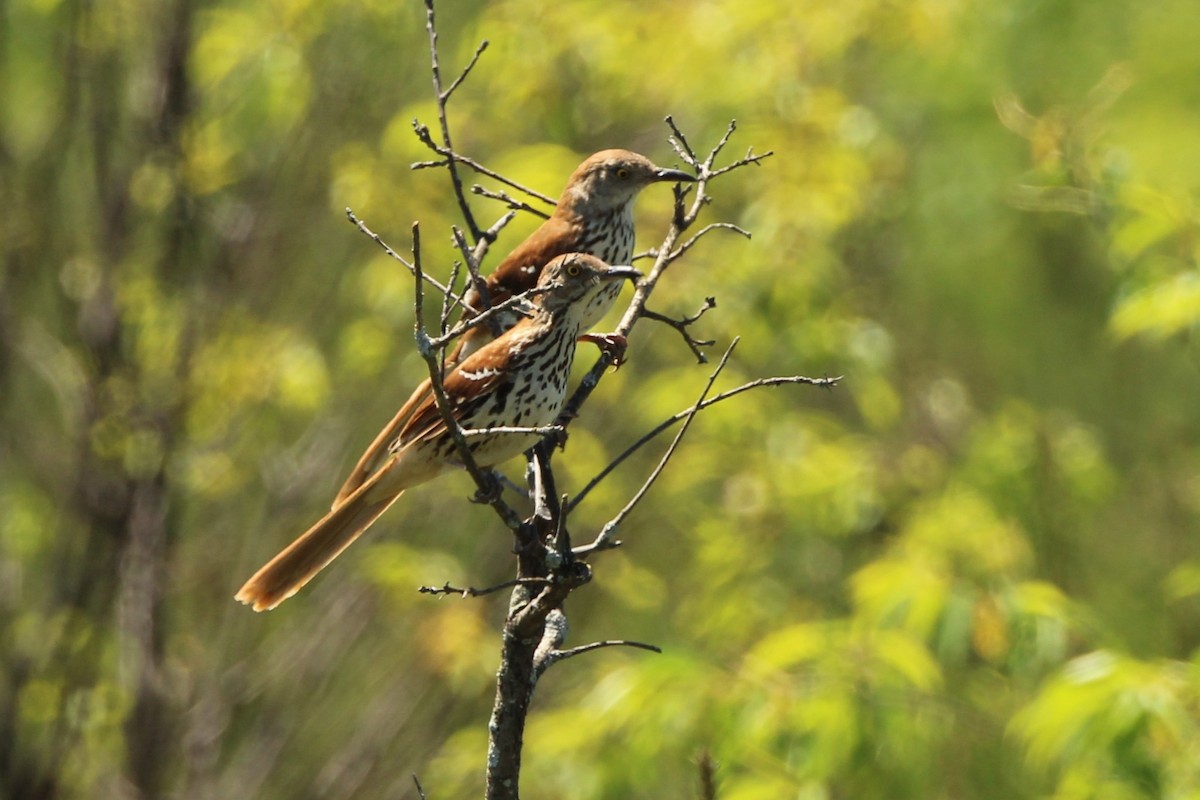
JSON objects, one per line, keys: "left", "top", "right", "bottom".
{"left": 394, "top": 350, "right": 514, "bottom": 447}
{"left": 453, "top": 213, "right": 578, "bottom": 361}
{"left": 341, "top": 211, "right": 573, "bottom": 499}
{"left": 464, "top": 213, "right": 580, "bottom": 314}
{"left": 333, "top": 346, "right": 516, "bottom": 506}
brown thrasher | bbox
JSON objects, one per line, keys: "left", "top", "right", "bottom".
{"left": 454, "top": 149, "right": 694, "bottom": 361}
{"left": 330, "top": 149, "right": 692, "bottom": 508}
{"left": 235, "top": 254, "right": 640, "bottom": 611}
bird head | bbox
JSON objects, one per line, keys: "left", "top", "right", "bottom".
{"left": 560, "top": 149, "right": 695, "bottom": 213}
{"left": 535, "top": 253, "right": 642, "bottom": 312}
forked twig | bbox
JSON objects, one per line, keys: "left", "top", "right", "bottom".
{"left": 557, "top": 119, "right": 771, "bottom": 422}
{"left": 642, "top": 296, "right": 719, "bottom": 363}
{"left": 346, "top": 208, "right": 459, "bottom": 301}
{"left": 412, "top": 148, "right": 559, "bottom": 207}
{"left": 472, "top": 185, "right": 553, "bottom": 219}
{"left": 671, "top": 222, "right": 751, "bottom": 260}
{"left": 578, "top": 339, "right": 741, "bottom": 555}
{"left": 422, "top": 0, "right": 483, "bottom": 241}
{"left": 569, "top": 370, "right": 841, "bottom": 514}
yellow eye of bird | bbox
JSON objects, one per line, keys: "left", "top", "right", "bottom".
{"left": 566, "top": 263, "right": 581, "bottom": 277}
{"left": 616, "top": 167, "right": 630, "bottom": 179}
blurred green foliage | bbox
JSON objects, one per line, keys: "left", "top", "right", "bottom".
{"left": 3, "top": 0, "right": 1200, "bottom": 797}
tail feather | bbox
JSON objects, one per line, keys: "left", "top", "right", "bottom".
{"left": 235, "top": 488, "right": 405, "bottom": 612}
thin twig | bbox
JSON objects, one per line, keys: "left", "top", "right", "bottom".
{"left": 425, "top": 285, "right": 545, "bottom": 349}
{"left": 413, "top": 153, "right": 558, "bottom": 207}
{"left": 581, "top": 339, "right": 740, "bottom": 554}
{"left": 451, "top": 226, "right": 484, "bottom": 299}
{"left": 413, "top": 774, "right": 427, "bottom": 800}
{"left": 543, "top": 639, "right": 662, "bottom": 672}
{"left": 665, "top": 114, "right": 699, "bottom": 163}
{"left": 569, "top": 371, "right": 840, "bottom": 514}
{"left": 472, "top": 185, "right": 553, "bottom": 219}
{"left": 671, "top": 222, "right": 751, "bottom": 260}
{"left": 553, "top": 639, "right": 662, "bottom": 659}
{"left": 348, "top": 203, "right": 513, "bottom": 366}
{"left": 707, "top": 148, "right": 773, "bottom": 178}
{"left": 346, "top": 208, "right": 459, "bottom": 300}
{"left": 410, "top": 222, "right": 525, "bottom": 532}
{"left": 443, "top": 39, "right": 489, "bottom": 101}
{"left": 642, "top": 296, "right": 718, "bottom": 364}
{"left": 707, "top": 119, "right": 740, "bottom": 166}
{"left": 345, "top": 208, "right": 414, "bottom": 269}
{"left": 478, "top": 209, "right": 520, "bottom": 247}
{"left": 440, "top": 259, "right": 462, "bottom": 337}
{"left": 665, "top": 116, "right": 774, "bottom": 179}
{"left": 628, "top": 248, "right": 662, "bottom": 263}
{"left": 422, "top": 0, "right": 481, "bottom": 241}
{"left": 418, "top": 577, "right": 550, "bottom": 598}
{"left": 461, "top": 425, "right": 565, "bottom": 438}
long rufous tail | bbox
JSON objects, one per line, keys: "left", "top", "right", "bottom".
{"left": 235, "top": 485, "right": 405, "bottom": 612}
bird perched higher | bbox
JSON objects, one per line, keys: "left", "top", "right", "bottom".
{"left": 235, "top": 254, "right": 641, "bottom": 611}
{"left": 453, "top": 149, "right": 695, "bottom": 361}
{"left": 331, "top": 149, "right": 693, "bottom": 508}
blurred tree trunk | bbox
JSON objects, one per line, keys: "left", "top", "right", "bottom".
{"left": 0, "top": 0, "right": 199, "bottom": 796}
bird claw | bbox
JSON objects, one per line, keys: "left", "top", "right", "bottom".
{"left": 579, "top": 332, "right": 628, "bottom": 367}
{"left": 469, "top": 473, "right": 503, "bottom": 504}
{"left": 548, "top": 425, "right": 569, "bottom": 451}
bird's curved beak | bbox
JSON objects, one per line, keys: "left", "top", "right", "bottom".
{"left": 603, "top": 265, "right": 643, "bottom": 282}
{"left": 654, "top": 166, "right": 696, "bottom": 183}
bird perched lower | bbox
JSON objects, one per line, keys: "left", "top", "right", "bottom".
{"left": 332, "top": 149, "right": 692, "bottom": 508}
{"left": 235, "top": 254, "right": 641, "bottom": 612}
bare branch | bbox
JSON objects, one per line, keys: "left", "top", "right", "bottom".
{"left": 707, "top": 119, "right": 740, "bottom": 165}
{"left": 443, "top": 39, "right": 489, "bottom": 101}
{"left": 346, "top": 205, "right": 525, "bottom": 358}
{"left": 698, "top": 750, "right": 718, "bottom": 800}
{"left": 665, "top": 114, "right": 699, "bottom": 163}
{"left": 508, "top": 563, "right": 591, "bottom": 635}
{"left": 413, "top": 774, "right": 428, "bottom": 800}
{"left": 570, "top": 371, "right": 841, "bottom": 516}
{"left": 471, "top": 211, "right": 518, "bottom": 265}
{"left": 461, "top": 424, "right": 564, "bottom": 439}
{"left": 418, "top": 577, "right": 550, "bottom": 598}
{"left": 426, "top": 284, "right": 545, "bottom": 349}
{"left": 706, "top": 148, "right": 773, "bottom": 178}
{"left": 472, "top": 185, "right": 553, "bottom": 220}
{"left": 552, "top": 639, "right": 663, "bottom": 661}
{"left": 422, "top": 0, "right": 482, "bottom": 241}
{"left": 642, "top": 297, "right": 718, "bottom": 363}
{"left": 554, "top": 118, "right": 805, "bottom": 446}
{"left": 346, "top": 207, "right": 461, "bottom": 300}
{"left": 413, "top": 151, "right": 558, "bottom": 207}
{"left": 671, "top": 222, "right": 751, "bottom": 260}
{"left": 535, "top": 638, "right": 662, "bottom": 681}
{"left": 440, "top": 259, "right": 462, "bottom": 335}
{"left": 345, "top": 208, "right": 413, "bottom": 269}
{"left": 410, "top": 222, "right": 525, "bottom": 533}
{"left": 531, "top": 609, "right": 569, "bottom": 680}
{"left": 527, "top": 444, "right": 559, "bottom": 524}
{"left": 582, "top": 339, "right": 740, "bottom": 554}
{"left": 629, "top": 248, "right": 662, "bottom": 263}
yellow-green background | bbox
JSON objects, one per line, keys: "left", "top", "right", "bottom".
{"left": 4, "top": 0, "right": 1200, "bottom": 797}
